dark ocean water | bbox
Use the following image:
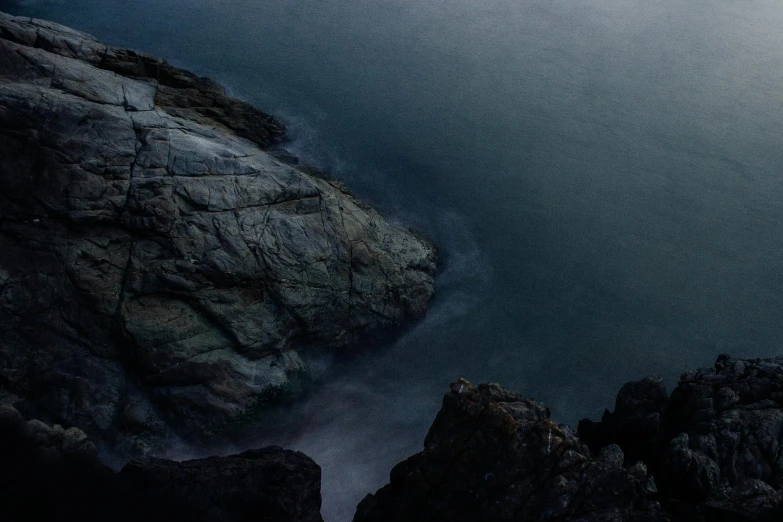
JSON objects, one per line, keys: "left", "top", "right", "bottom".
{"left": 4, "top": 0, "right": 783, "bottom": 519}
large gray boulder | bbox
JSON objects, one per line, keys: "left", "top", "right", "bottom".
{"left": 0, "top": 12, "right": 436, "bottom": 454}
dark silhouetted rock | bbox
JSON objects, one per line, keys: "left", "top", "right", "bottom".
{"left": 354, "top": 379, "right": 667, "bottom": 522}
{"left": 578, "top": 375, "right": 668, "bottom": 467}
{"left": 122, "top": 447, "right": 323, "bottom": 522}
{"left": 0, "top": 11, "right": 436, "bottom": 454}
{"left": 656, "top": 356, "right": 783, "bottom": 518}
{"left": 577, "top": 355, "right": 783, "bottom": 521}
{"left": 0, "top": 403, "right": 323, "bottom": 522}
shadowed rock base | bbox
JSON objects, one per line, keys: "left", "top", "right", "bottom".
{"left": 354, "top": 379, "right": 666, "bottom": 522}
{"left": 0, "top": 403, "right": 323, "bottom": 522}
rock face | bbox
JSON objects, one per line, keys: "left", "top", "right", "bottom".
{"left": 0, "top": 403, "right": 323, "bottom": 522}
{"left": 354, "top": 379, "right": 666, "bottom": 522}
{"left": 0, "top": 12, "right": 436, "bottom": 453}
{"left": 578, "top": 355, "right": 783, "bottom": 521}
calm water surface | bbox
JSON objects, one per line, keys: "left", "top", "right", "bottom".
{"left": 4, "top": 0, "right": 783, "bottom": 519}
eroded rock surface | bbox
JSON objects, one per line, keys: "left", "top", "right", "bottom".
{"left": 0, "top": 11, "right": 436, "bottom": 453}
{"left": 354, "top": 379, "right": 666, "bottom": 522}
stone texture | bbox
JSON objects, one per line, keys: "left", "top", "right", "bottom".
{"left": 354, "top": 379, "right": 667, "bottom": 522}
{"left": 0, "top": 12, "right": 286, "bottom": 148}
{"left": 0, "top": 11, "right": 436, "bottom": 453}
{"left": 657, "top": 355, "right": 783, "bottom": 518}
{"left": 359, "top": 362, "right": 783, "bottom": 522}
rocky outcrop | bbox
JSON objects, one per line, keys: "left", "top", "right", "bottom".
{"left": 354, "top": 379, "right": 667, "bottom": 522}
{"left": 0, "top": 403, "right": 323, "bottom": 522}
{"left": 357, "top": 358, "right": 783, "bottom": 522}
{"left": 578, "top": 355, "right": 783, "bottom": 521}
{"left": 0, "top": 11, "right": 436, "bottom": 453}
{"left": 0, "top": 402, "right": 100, "bottom": 463}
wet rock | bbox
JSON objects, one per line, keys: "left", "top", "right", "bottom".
{"left": 0, "top": 11, "right": 436, "bottom": 451}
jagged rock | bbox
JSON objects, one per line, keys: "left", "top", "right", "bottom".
{"left": 2, "top": 403, "right": 102, "bottom": 465}
{"left": 657, "top": 355, "right": 783, "bottom": 518}
{"left": 0, "top": 11, "right": 436, "bottom": 452}
{"left": 122, "top": 447, "right": 323, "bottom": 522}
{"left": 577, "top": 355, "right": 783, "bottom": 521}
{"left": 353, "top": 379, "right": 667, "bottom": 522}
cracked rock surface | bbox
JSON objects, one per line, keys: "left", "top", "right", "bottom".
{"left": 0, "top": 11, "right": 436, "bottom": 454}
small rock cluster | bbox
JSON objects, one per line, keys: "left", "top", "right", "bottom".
{"left": 0, "top": 402, "right": 98, "bottom": 462}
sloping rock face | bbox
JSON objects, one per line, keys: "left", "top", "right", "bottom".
{"left": 579, "top": 355, "right": 783, "bottom": 521}
{"left": 0, "top": 403, "right": 322, "bottom": 522}
{"left": 354, "top": 379, "right": 667, "bottom": 522}
{"left": 0, "top": 12, "right": 436, "bottom": 454}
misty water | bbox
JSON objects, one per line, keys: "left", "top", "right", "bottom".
{"left": 4, "top": 0, "right": 783, "bottom": 519}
